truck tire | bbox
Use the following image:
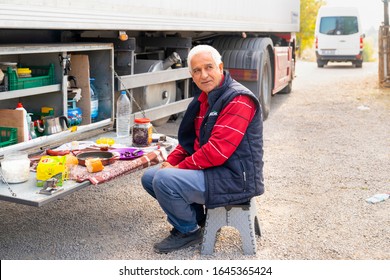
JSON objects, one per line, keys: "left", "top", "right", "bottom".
{"left": 213, "top": 36, "right": 273, "bottom": 120}
{"left": 257, "top": 49, "right": 272, "bottom": 119}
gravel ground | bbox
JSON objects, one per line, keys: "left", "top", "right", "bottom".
{"left": 0, "top": 60, "right": 389, "bottom": 260}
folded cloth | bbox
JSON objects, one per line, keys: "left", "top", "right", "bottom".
{"left": 69, "top": 148, "right": 167, "bottom": 185}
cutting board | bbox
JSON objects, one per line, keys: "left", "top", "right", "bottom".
{"left": 0, "top": 109, "right": 26, "bottom": 143}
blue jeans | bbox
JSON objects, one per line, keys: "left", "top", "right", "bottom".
{"left": 141, "top": 165, "right": 206, "bottom": 234}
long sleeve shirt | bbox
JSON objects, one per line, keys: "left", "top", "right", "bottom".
{"left": 167, "top": 91, "right": 256, "bottom": 169}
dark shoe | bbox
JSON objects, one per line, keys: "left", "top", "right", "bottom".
{"left": 154, "top": 228, "right": 203, "bottom": 254}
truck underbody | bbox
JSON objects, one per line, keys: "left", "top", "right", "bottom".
{"left": 0, "top": 0, "right": 299, "bottom": 205}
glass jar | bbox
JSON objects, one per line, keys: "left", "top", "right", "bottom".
{"left": 1, "top": 152, "right": 30, "bottom": 183}
{"left": 132, "top": 118, "right": 153, "bottom": 147}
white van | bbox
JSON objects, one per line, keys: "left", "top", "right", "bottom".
{"left": 315, "top": 6, "right": 364, "bottom": 68}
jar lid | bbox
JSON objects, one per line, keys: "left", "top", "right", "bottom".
{"left": 134, "top": 118, "right": 151, "bottom": 124}
{"left": 2, "top": 151, "right": 28, "bottom": 160}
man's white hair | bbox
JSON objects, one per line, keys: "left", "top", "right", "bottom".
{"left": 187, "top": 45, "right": 222, "bottom": 72}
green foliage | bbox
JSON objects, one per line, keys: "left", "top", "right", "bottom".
{"left": 363, "top": 37, "right": 376, "bottom": 62}
{"left": 297, "top": 0, "right": 326, "bottom": 57}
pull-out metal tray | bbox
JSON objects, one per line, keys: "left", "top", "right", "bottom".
{"left": 0, "top": 172, "right": 90, "bottom": 207}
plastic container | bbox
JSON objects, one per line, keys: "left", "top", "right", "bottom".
{"left": 0, "top": 127, "right": 17, "bottom": 148}
{"left": 116, "top": 91, "right": 131, "bottom": 138}
{"left": 132, "top": 118, "right": 153, "bottom": 147}
{"left": 15, "top": 102, "right": 29, "bottom": 141}
{"left": 7, "top": 64, "right": 55, "bottom": 90}
{"left": 90, "top": 78, "right": 99, "bottom": 122}
{"left": 67, "top": 100, "right": 82, "bottom": 126}
{"left": 0, "top": 152, "right": 30, "bottom": 183}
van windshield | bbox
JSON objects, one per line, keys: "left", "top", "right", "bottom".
{"left": 320, "top": 16, "right": 358, "bottom": 35}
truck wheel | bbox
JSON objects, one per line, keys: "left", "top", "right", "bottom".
{"left": 213, "top": 36, "right": 273, "bottom": 120}
{"left": 133, "top": 60, "right": 177, "bottom": 127}
{"left": 258, "top": 50, "right": 272, "bottom": 120}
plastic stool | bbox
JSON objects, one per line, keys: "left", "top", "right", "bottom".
{"left": 201, "top": 197, "right": 261, "bottom": 255}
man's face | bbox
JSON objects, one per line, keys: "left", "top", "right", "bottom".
{"left": 190, "top": 52, "right": 224, "bottom": 94}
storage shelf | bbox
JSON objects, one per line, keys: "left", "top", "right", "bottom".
{"left": 0, "top": 84, "right": 61, "bottom": 100}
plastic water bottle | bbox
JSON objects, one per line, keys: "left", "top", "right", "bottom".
{"left": 116, "top": 90, "right": 131, "bottom": 138}
{"left": 90, "top": 78, "right": 99, "bottom": 122}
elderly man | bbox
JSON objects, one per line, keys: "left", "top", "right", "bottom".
{"left": 141, "top": 44, "right": 264, "bottom": 253}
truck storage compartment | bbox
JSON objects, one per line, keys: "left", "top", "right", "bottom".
{"left": 0, "top": 43, "right": 115, "bottom": 206}
{"left": 0, "top": 43, "right": 114, "bottom": 153}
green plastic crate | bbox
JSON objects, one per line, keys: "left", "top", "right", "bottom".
{"left": 7, "top": 64, "right": 55, "bottom": 90}
{"left": 0, "top": 127, "right": 17, "bottom": 148}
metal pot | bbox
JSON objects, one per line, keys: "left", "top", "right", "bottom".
{"left": 36, "top": 115, "right": 69, "bottom": 135}
{"left": 76, "top": 151, "right": 116, "bottom": 166}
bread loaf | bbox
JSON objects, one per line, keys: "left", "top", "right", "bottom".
{"left": 85, "top": 158, "right": 104, "bottom": 173}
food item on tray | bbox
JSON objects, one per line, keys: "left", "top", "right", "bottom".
{"left": 46, "top": 149, "right": 70, "bottom": 156}
{"left": 112, "top": 148, "right": 143, "bottom": 160}
{"left": 96, "top": 138, "right": 115, "bottom": 151}
{"left": 65, "top": 154, "right": 78, "bottom": 167}
{"left": 36, "top": 155, "right": 67, "bottom": 187}
{"left": 85, "top": 158, "right": 104, "bottom": 173}
{"left": 132, "top": 118, "right": 152, "bottom": 147}
{"left": 96, "top": 138, "right": 115, "bottom": 146}
{"left": 64, "top": 154, "right": 78, "bottom": 179}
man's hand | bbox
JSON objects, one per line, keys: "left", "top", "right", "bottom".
{"left": 160, "top": 162, "right": 178, "bottom": 169}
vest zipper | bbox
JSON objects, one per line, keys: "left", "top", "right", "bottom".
{"left": 240, "top": 160, "right": 247, "bottom": 191}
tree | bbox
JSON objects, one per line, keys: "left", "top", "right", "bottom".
{"left": 297, "top": 0, "right": 325, "bottom": 57}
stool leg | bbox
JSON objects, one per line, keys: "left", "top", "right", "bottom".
{"left": 201, "top": 208, "right": 226, "bottom": 255}
{"left": 254, "top": 215, "right": 261, "bottom": 236}
{"left": 250, "top": 199, "right": 261, "bottom": 237}
{"left": 230, "top": 208, "right": 257, "bottom": 255}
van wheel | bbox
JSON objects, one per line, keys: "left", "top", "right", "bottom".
{"left": 317, "top": 60, "right": 326, "bottom": 68}
{"left": 355, "top": 60, "right": 363, "bottom": 68}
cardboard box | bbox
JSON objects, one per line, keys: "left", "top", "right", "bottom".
{"left": 68, "top": 54, "right": 92, "bottom": 125}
